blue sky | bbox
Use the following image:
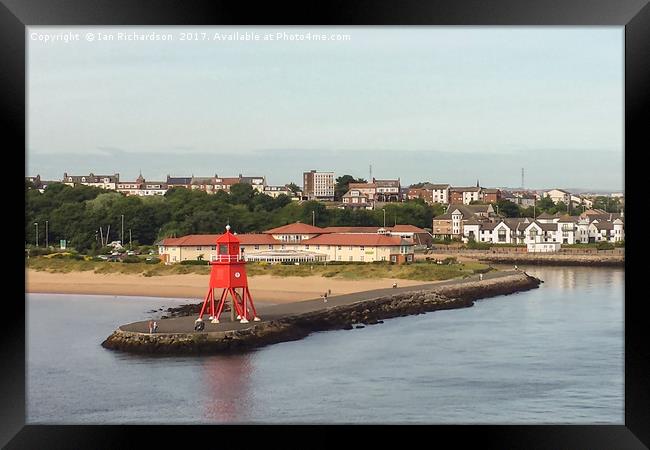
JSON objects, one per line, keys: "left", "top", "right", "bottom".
{"left": 27, "top": 27, "right": 623, "bottom": 191}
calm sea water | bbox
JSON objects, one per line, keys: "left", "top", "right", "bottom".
{"left": 27, "top": 266, "right": 624, "bottom": 424}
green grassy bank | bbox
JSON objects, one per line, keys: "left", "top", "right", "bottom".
{"left": 26, "top": 257, "right": 493, "bottom": 282}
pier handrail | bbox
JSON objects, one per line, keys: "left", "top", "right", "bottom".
{"left": 210, "top": 254, "right": 245, "bottom": 263}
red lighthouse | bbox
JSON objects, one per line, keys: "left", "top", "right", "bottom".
{"left": 196, "top": 225, "right": 260, "bottom": 326}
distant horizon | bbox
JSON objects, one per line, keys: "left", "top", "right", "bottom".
{"left": 25, "top": 150, "right": 625, "bottom": 193}
{"left": 28, "top": 26, "right": 623, "bottom": 191}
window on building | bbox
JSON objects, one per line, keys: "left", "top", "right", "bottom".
{"left": 211, "top": 246, "right": 216, "bottom": 250}
{"left": 254, "top": 245, "right": 259, "bottom": 250}
{"left": 219, "top": 244, "right": 228, "bottom": 254}
{"left": 196, "top": 246, "right": 202, "bottom": 251}
{"left": 338, "top": 246, "right": 342, "bottom": 250}
{"left": 268, "top": 245, "right": 273, "bottom": 250}
{"left": 349, "top": 256, "right": 353, "bottom": 261}
{"left": 360, "top": 246, "right": 364, "bottom": 251}
{"left": 360, "top": 256, "right": 364, "bottom": 261}
{"left": 337, "top": 255, "right": 342, "bottom": 261}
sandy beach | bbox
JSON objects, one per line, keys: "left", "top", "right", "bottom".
{"left": 25, "top": 269, "right": 428, "bottom": 304}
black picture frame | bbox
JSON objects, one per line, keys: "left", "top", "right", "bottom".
{"left": 5, "top": 0, "right": 648, "bottom": 447}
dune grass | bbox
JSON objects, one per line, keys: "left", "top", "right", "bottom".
{"left": 26, "top": 257, "right": 493, "bottom": 282}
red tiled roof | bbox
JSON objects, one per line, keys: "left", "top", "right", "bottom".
{"left": 389, "top": 225, "right": 426, "bottom": 233}
{"left": 321, "top": 225, "right": 426, "bottom": 234}
{"left": 321, "top": 226, "right": 380, "bottom": 233}
{"left": 264, "top": 223, "right": 325, "bottom": 234}
{"left": 161, "top": 234, "right": 276, "bottom": 246}
{"left": 303, "top": 234, "right": 406, "bottom": 247}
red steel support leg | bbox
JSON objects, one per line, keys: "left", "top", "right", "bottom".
{"left": 245, "top": 287, "right": 261, "bottom": 321}
{"left": 240, "top": 288, "right": 247, "bottom": 321}
{"left": 238, "top": 288, "right": 249, "bottom": 323}
{"left": 229, "top": 288, "right": 244, "bottom": 318}
{"left": 213, "top": 289, "right": 227, "bottom": 323}
{"left": 198, "top": 288, "right": 212, "bottom": 320}
{"left": 209, "top": 288, "right": 216, "bottom": 320}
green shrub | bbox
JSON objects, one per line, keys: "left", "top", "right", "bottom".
{"left": 145, "top": 257, "right": 161, "bottom": 264}
{"left": 441, "top": 257, "right": 457, "bottom": 265}
{"left": 465, "top": 241, "right": 491, "bottom": 250}
{"left": 27, "top": 247, "right": 54, "bottom": 256}
{"left": 614, "top": 240, "right": 624, "bottom": 248}
{"left": 596, "top": 242, "right": 615, "bottom": 250}
{"left": 180, "top": 259, "right": 209, "bottom": 265}
{"left": 122, "top": 256, "right": 140, "bottom": 263}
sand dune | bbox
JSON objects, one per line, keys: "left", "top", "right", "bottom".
{"left": 25, "top": 270, "right": 427, "bottom": 304}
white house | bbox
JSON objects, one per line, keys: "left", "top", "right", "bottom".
{"left": 544, "top": 189, "right": 572, "bottom": 205}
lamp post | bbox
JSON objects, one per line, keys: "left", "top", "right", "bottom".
{"left": 45, "top": 220, "right": 49, "bottom": 248}
{"left": 34, "top": 222, "right": 38, "bottom": 247}
{"left": 312, "top": 210, "right": 315, "bottom": 226}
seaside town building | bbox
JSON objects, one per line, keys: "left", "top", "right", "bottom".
{"left": 543, "top": 189, "right": 572, "bottom": 204}
{"left": 430, "top": 199, "right": 625, "bottom": 249}
{"left": 166, "top": 175, "right": 193, "bottom": 189}
{"left": 157, "top": 222, "right": 425, "bottom": 264}
{"left": 449, "top": 185, "right": 481, "bottom": 205}
{"left": 263, "top": 185, "right": 301, "bottom": 200}
{"left": 117, "top": 173, "right": 168, "bottom": 196}
{"left": 480, "top": 188, "right": 501, "bottom": 203}
{"left": 303, "top": 170, "right": 335, "bottom": 201}
{"left": 63, "top": 172, "right": 120, "bottom": 190}
{"left": 342, "top": 189, "right": 374, "bottom": 209}
{"left": 373, "top": 178, "right": 401, "bottom": 202}
{"left": 341, "top": 177, "right": 401, "bottom": 207}
{"left": 26, "top": 175, "right": 59, "bottom": 193}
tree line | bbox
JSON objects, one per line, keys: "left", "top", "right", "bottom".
{"left": 25, "top": 181, "right": 444, "bottom": 253}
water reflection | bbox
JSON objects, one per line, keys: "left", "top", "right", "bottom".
{"left": 201, "top": 354, "right": 254, "bottom": 422}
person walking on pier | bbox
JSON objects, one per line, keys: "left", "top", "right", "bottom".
{"left": 153, "top": 321, "right": 158, "bottom": 334}
{"left": 148, "top": 320, "right": 154, "bottom": 334}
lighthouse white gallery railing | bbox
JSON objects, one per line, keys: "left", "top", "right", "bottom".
{"left": 210, "top": 254, "right": 246, "bottom": 263}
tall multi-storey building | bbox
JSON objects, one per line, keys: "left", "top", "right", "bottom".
{"left": 303, "top": 170, "right": 335, "bottom": 201}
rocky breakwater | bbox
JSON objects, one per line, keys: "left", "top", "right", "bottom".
{"left": 478, "top": 253, "right": 624, "bottom": 266}
{"left": 101, "top": 271, "right": 542, "bottom": 355}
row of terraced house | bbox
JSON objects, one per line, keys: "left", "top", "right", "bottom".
{"left": 432, "top": 206, "right": 624, "bottom": 251}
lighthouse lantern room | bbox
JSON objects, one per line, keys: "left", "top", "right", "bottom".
{"left": 196, "top": 225, "right": 260, "bottom": 326}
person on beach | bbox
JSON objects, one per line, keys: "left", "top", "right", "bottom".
{"left": 514, "top": 264, "right": 518, "bottom": 271}
{"left": 392, "top": 282, "right": 397, "bottom": 288}
{"left": 479, "top": 273, "right": 483, "bottom": 281}
{"left": 148, "top": 320, "right": 153, "bottom": 334}
{"left": 153, "top": 321, "right": 158, "bottom": 333}
{"left": 323, "top": 292, "right": 328, "bottom": 303}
